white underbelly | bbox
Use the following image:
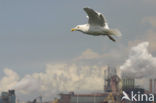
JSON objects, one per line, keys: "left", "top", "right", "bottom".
{"left": 86, "top": 26, "right": 108, "bottom": 36}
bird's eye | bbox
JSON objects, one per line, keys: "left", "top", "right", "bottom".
{"left": 77, "top": 26, "right": 79, "bottom": 28}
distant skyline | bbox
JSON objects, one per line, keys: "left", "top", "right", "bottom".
{"left": 0, "top": 0, "right": 156, "bottom": 101}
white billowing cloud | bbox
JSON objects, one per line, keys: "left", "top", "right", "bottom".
{"left": 120, "top": 42, "right": 156, "bottom": 79}
{"left": 0, "top": 68, "right": 19, "bottom": 92}
{"left": 41, "top": 64, "right": 105, "bottom": 92}
{"left": 14, "top": 75, "right": 41, "bottom": 94}
{"left": 0, "top": 64, "right": 106, "bottom": 99}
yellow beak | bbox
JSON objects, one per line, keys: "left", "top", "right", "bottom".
{"left": 71, "top": 28, "right": 76, "bottom": 32}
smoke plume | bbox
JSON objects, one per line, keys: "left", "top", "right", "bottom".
{"left": 120, "top": 42, "right": 156, "bottom": 79}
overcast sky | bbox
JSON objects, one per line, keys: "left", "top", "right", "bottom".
{"left": 0, "top": 0, "right": 156, "bottom": 101}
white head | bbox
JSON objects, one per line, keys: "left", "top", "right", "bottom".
{"left": 71, "top": 24, "right": 88, "bottom": 33}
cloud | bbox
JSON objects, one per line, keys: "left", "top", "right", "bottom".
{"left": 120, "top": 42, "right": 156, "bottom": 79}
{"left": 73, "top": 46, "right": 127, "bottom": 67}
{"left": 0, "top": 64, "right": 107, "bottom": 100}
{"left": 0, "top": 68, "right": 19, "bottom": 92}
{"left": 14, "top": 75, "right": 41, "bottom": 94}
{"left": 74, "top": 49, "right": 100, "bottom": 60}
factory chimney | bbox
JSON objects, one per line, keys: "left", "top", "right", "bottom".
{"left": 149, "top": 79, "right": 153, "bottom": 93}
{"left": 154, "top": 79, "right": 156, "bottom": 94}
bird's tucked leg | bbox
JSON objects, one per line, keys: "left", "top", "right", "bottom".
{"left": 107, "top": 35, "right": 116, "bottom": 42}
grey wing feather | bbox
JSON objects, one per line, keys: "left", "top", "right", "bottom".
{"left": 83, "top": 7, "right": 105, "bottom": 26}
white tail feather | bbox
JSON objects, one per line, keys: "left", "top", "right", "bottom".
{"left": 109, "top": 29, "right": 122, "bottom": 37}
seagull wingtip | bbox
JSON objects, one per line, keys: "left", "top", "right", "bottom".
{"left": 83, "top": 7, "right": 91, "bottom": 10}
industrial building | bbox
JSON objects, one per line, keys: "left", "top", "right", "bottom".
{"left": 0, "top": 90, "right": 16, "bottom": 103}
{"left": 149, "top": 79, "right": 156, "bottom": 94}
{"left": 59, "top": 92, "right": 109, "bottom": 103}
{"left": 58, "top": 66, "right": 122, "bottom": 103}
{"left": 104, "top": 66, "right": 121, "bottom": 93}
{"left": 56, "top": 66, "right": 156, "bottom": 103}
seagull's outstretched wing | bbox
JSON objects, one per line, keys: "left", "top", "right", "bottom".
{"left": 84, "top": 7, "right": 105, "bottom": 26}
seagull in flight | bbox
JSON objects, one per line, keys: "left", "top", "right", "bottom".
{"left": 71, "top": 7, "right": 121, "bottom": 42}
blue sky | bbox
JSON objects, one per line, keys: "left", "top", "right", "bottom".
{"left": 0, "top": 0, "right": 156, "bottom": 100}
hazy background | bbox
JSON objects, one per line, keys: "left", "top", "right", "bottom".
{"left": 0, "top": 0, "right": 156, "bottom": 101}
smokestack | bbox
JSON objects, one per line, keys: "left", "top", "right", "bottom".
{"left": 154, "top": 79, "right": 156, "bottom": 94}
{"left": 149, "top": 79, "right": 153, "bottom": 93}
